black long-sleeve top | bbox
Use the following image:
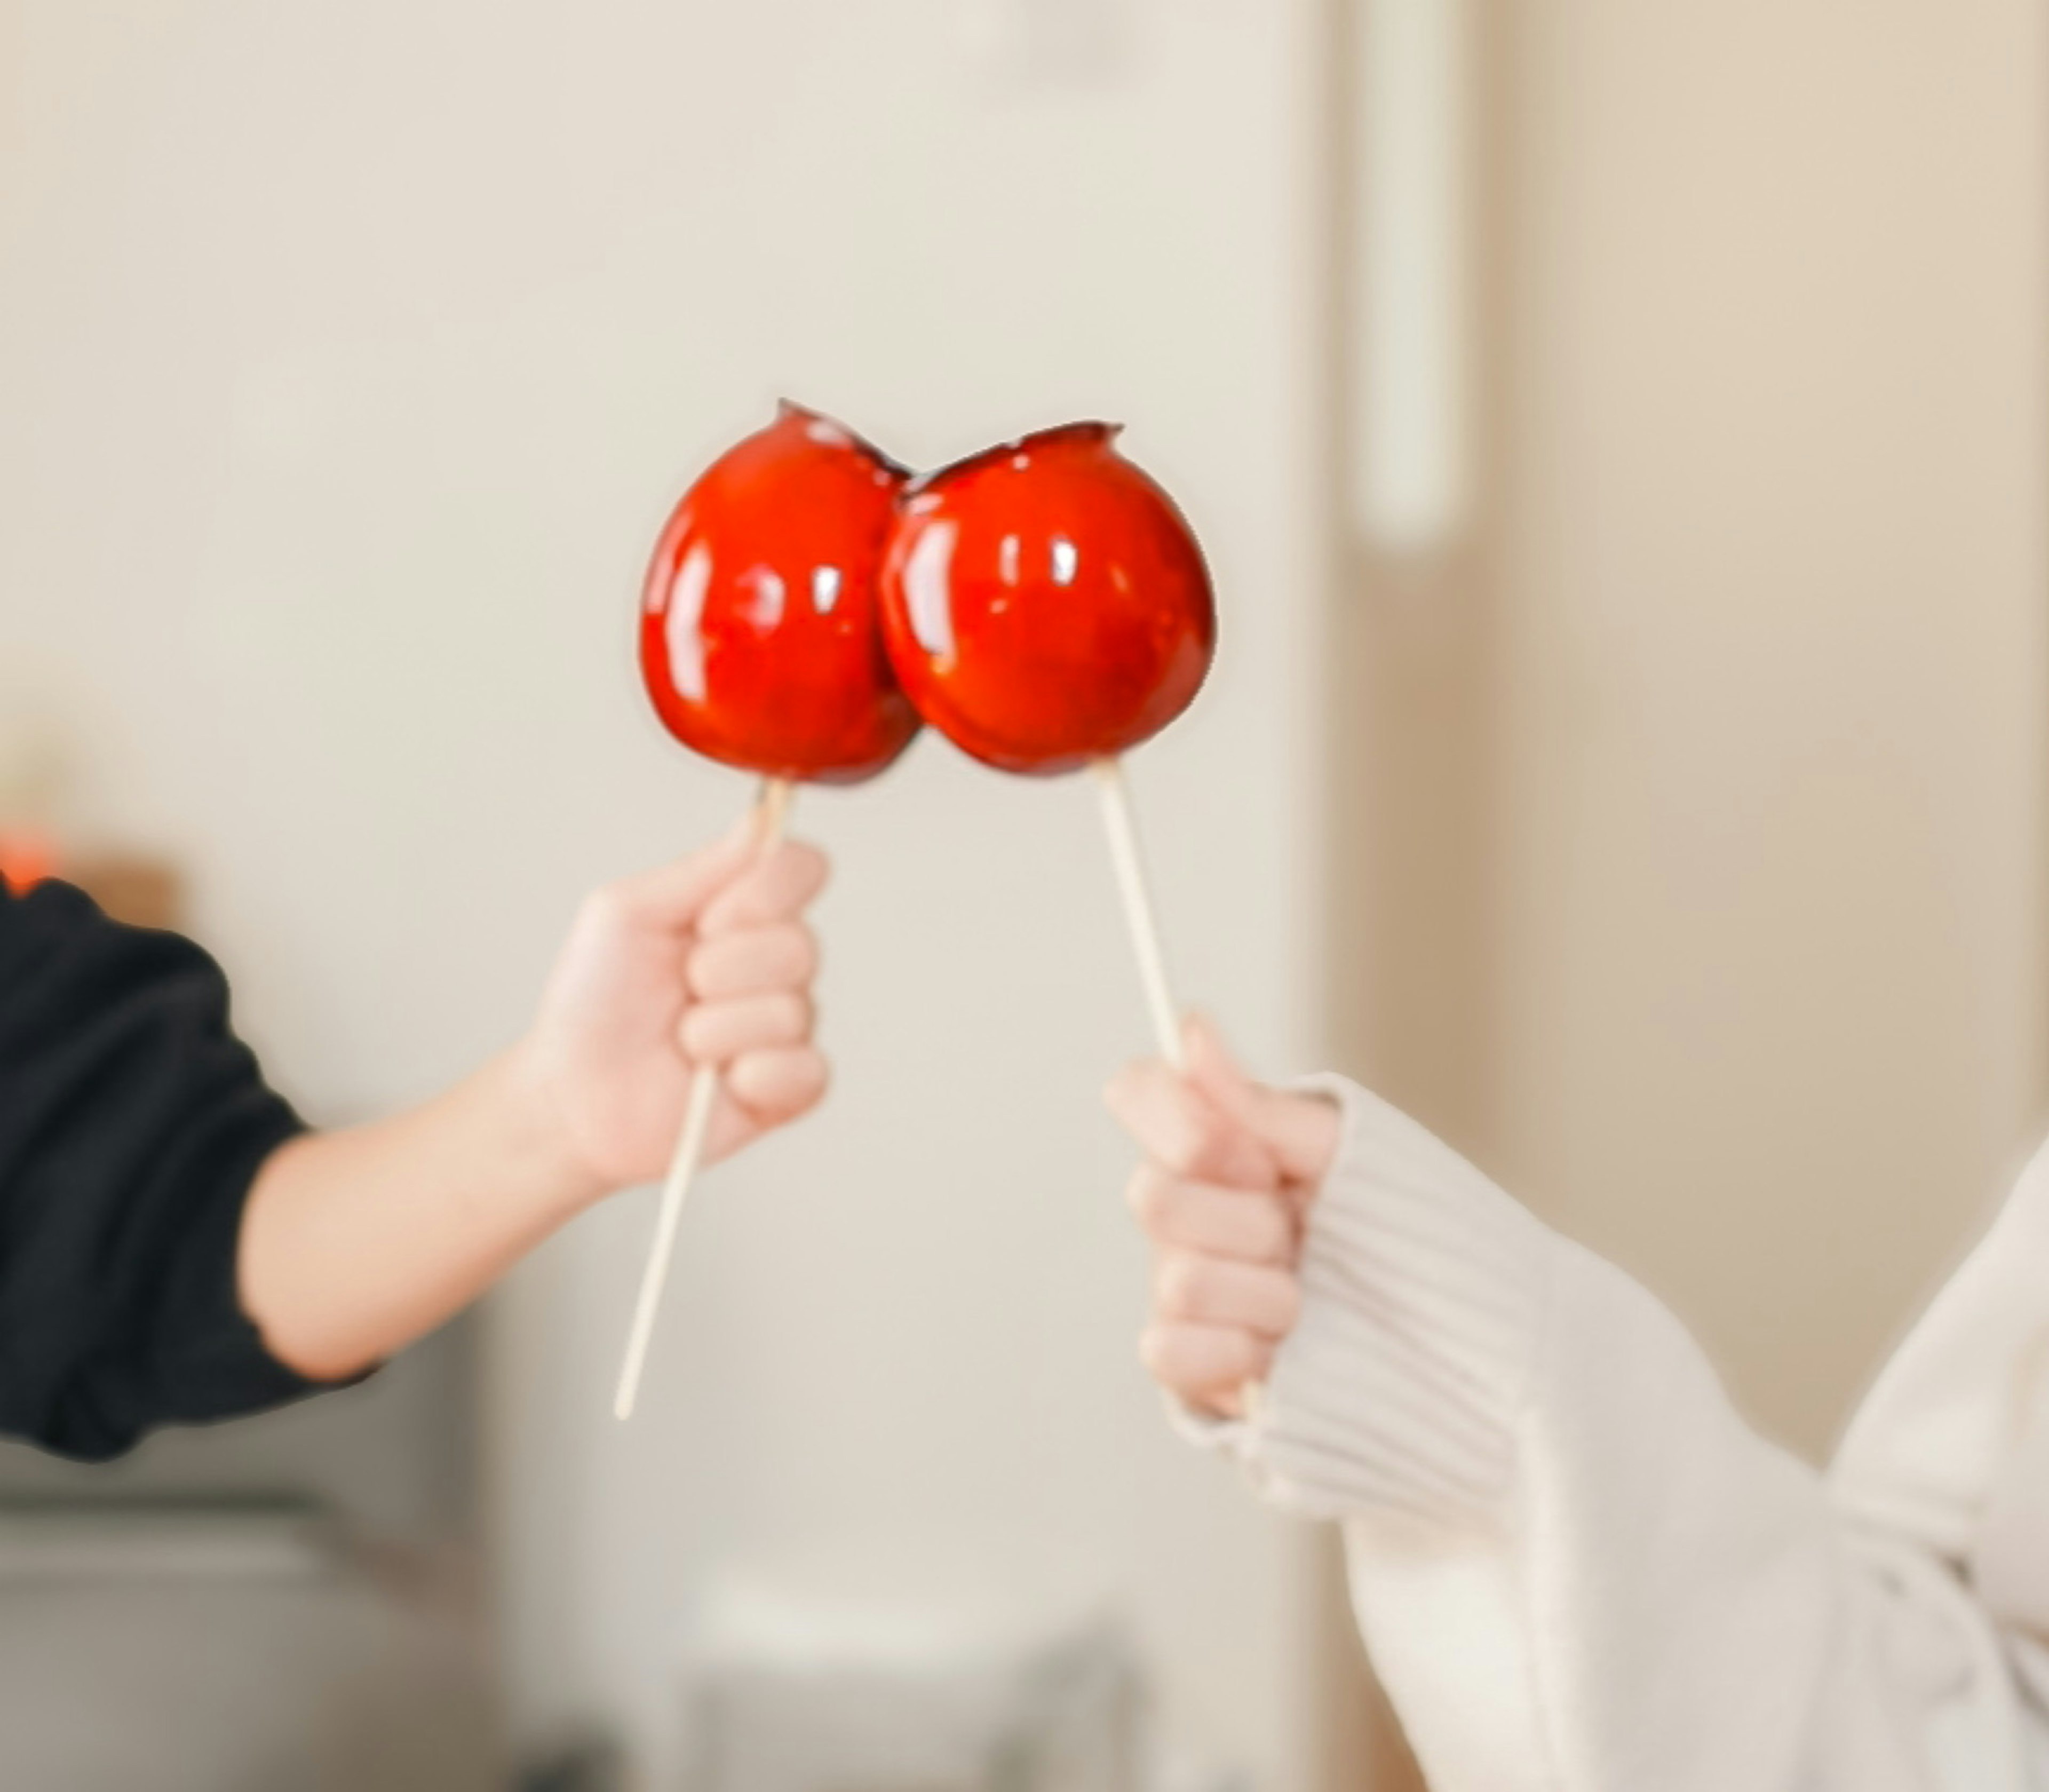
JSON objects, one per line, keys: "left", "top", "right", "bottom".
{"left": 0, "top": 877, "right": 325, "bottom": 1458}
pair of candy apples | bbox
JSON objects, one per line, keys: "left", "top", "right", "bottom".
{"left": 639, "top": 404, "right": 1216, "bottom": 786}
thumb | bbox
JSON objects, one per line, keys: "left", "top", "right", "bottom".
{"left": 1182, "top": 1016, "right": 1338, "bottom": 1186}
{"left": 607, "top": 818, "right": 757, "bottom": 930}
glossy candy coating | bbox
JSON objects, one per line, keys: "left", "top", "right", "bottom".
{"left": 640, "top": 403, "right": 922, "bottom": 784}
{"left": 878, "top": 423, "right": 1215, "bottom": 776}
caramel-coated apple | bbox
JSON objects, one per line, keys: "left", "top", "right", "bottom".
{"left": 878, "top": 423, "right": 1215, "bottom": 777}
{"left": 640, "top": 402, "right": 922, "bottom": 784}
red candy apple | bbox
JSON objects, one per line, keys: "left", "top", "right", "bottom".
{"left": 877, "top": 423, "right": 1216, "bottom": 777}
{"left": 640, "top": 402, "right": 922, "bottom": 784}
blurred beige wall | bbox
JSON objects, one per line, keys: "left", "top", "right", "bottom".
{"left": 1343, "top": 0, "right": 2049, "bottom": 1478}
{"left": 0, "top": 3, "right": 1337, "bottom": 1786}
{"left": 1494, "top": 0, "right": 2049, "bottom": 1458}
{"left": 1335, "top": 1, "right": 2049, "bottom": 1781}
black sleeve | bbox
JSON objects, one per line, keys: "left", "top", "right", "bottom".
{"left": 0, "top": 877, "right": 339, "bottom": 1459}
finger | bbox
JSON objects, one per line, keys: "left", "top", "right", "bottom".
{"left": 1153, "top": 1251, "right": 1301, "bottom": 1338}
{"left": 724, "top": 1043, "right": 830, "bottom": 1124}
{"left": 688, "top": 922, "right": 819, "bottom": 1001}
{"left": 599, "top": 826, "right": 757, "bottom": 932}
{"left": 1105, "top": 1059, "right": 1278, "bottom": 1190}
{"left": 697, "top": 841, "right": 830, "bottom": 935}
{"left": 1125, "top": 1164, "right": 1296, "bottom": 1264}
{"left": 1139, "top": 1323, "right": 1274, "bottom": 1413}
{"left": 680, "top": 991, "right": 813, "bottom": 1065}
{"left": 705, "top": 1045, "right": 830, "bottom": 1164}
{"left": 1182, "top": 1014, "right": 1342, "bottom": 1186}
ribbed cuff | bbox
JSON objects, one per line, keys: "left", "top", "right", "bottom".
{"left": 1177, "top": 1076, "right": 1552, "bottom": 1525}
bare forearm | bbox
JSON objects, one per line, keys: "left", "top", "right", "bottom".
{"left": 237, "top": 1049, "right": 601, "bottom": 1381}
{"left": 234, "top": 836, "right": 828, "bottom": 1384}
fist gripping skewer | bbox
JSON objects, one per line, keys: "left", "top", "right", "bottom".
{"left": 620, "top": 403, "right": 917, "bottom": 1420}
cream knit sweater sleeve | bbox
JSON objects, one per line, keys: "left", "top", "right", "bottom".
{"left": 1188, "top": 1077, "right": 2048, "bottom": 1792}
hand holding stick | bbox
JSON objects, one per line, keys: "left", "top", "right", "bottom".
{"left": 614, "top": 776, "right": 793, "bottom": 1421}
{"left": 1093, "top": 757, "right": 1269, "bottom": 1420}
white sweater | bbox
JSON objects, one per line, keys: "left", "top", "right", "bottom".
{"left": 1189, "top": 1077, "right": 2049, "bottom": 1791}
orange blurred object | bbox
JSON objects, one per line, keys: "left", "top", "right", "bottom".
{"left": 0, "top": 830, "right": 58, "bottom": 894}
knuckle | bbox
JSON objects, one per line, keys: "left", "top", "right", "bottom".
{"left": 795, "top": 1046, "right": 830, "bottom": 1101}
{"left": 698, "top": 877, "right": 754, "bottom": 933}
{"left": 1155, "top": 1254, "right": 1210, "bottom": 1321}
{"left": 1125, "top": 1163, "right": 1169, "bottom": 1226}
{"left": 1226, "top": 1193, "right": 1289, "bottom": 1264}
{"left": 1213, "top": 1330, "right": 1254, "bottom": 1383}
{"left": 1137, "top": 1326, "right": 1182, "bottom": 1387}
{"left": 692, "top": 898, "right": 735, "bottom": 940}
{"left": 770, "top": 935, "right": 815, "bottom": 992}
{"left": 1137, "top": 1327, "right": 1167, "bottom": 1378}
{"left": 682, "top": 938, "right": 723, "bottom": 996}
{"left": 1175, "top": 1106, "right": 1235, "bottom": 1180}
{"left": 740, "top": 1044, "right": 827, "bottom": 1111}
{"left": 1160, "top": 1109, "right": 1212, "bottom": 1178}
{"left": 791, "top": 842, "right": 830, "bottom": 893}
{"left": 1254, "top": 1198, "right": 1298, "bottom": 1263}
{"left": 582, "top": 884, "right": 631, "bottom": 934}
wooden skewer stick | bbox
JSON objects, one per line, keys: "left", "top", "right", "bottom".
{"left": 614, "top": 775, "right": 795, "bottom": 1421}
{"left": 1092, "top": 757, "right": 1186, "bottom": 1073}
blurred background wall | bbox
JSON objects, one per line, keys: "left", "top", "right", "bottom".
{"left": 1341, "top": 0, "right": 2049, "bottom": 1460}
{"left": 0, "top": 1, "right": 1332, "bottom": 1787}
{"left": 6, "top": 0, "right": 2049, "bottom": 1788}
